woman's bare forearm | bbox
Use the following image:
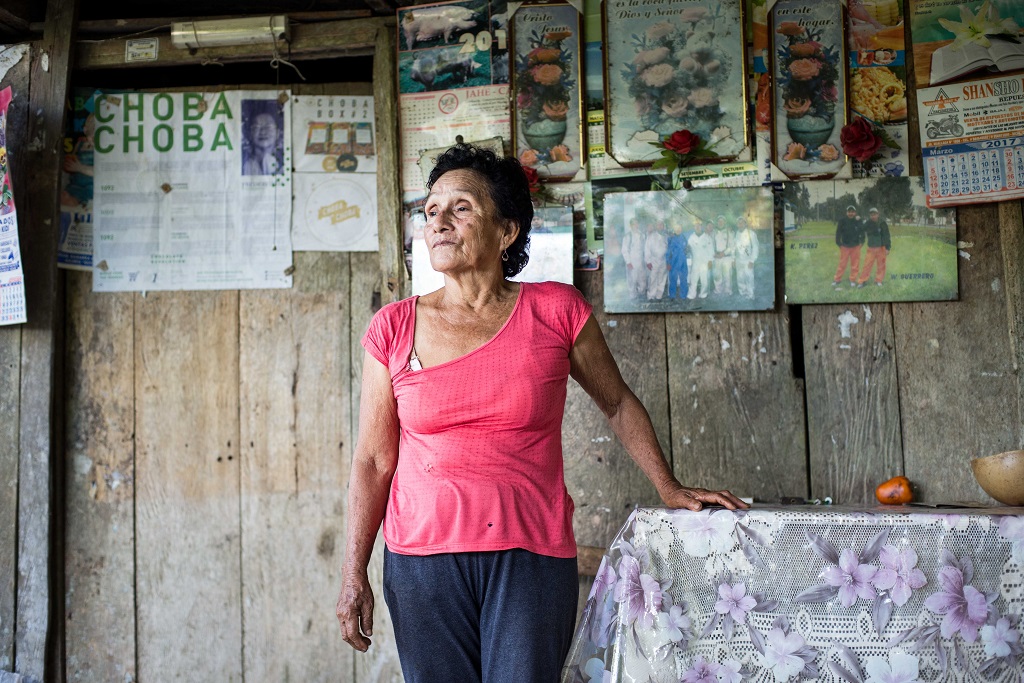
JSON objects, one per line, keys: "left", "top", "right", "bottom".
{"left": 603, "top": 390, "right": 682, "bottom": 502}
{"left": 343, "top": 454, "right": 394, "bottom": 577}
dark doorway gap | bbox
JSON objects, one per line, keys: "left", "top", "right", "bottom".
{"left": 73, "top": 55, "right": 374, "bottom": 89}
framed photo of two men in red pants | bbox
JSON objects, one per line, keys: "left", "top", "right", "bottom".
{"left": 782, "top": 177, "right": 958, "bottom": 305}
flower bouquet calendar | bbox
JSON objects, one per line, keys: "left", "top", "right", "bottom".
{"left": 602, "top": 0, "right": 750, "bottom": 167}
{"left": 511, "top": 2, "right": 585, "bottom": 181}
{"left": 768, "top": 0, "right": 851, "bottom": 180}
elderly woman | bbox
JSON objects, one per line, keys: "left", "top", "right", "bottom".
{"left": 336, "top": 144, "right": 746, "bottom": 682}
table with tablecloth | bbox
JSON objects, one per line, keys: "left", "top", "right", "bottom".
{"left": 562, "top": 505, "right": 1024, "bottom": 683}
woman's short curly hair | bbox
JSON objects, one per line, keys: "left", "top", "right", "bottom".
{"left": 426, "top": 143, "right": 532, "bottom": 278}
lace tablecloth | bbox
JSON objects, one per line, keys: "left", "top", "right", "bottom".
{"left": 562, "top": 505, "right": 1024, "bottom": 683}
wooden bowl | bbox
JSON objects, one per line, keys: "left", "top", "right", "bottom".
{"left": 971, "top": 450, "right": 1024, "bottom": 506}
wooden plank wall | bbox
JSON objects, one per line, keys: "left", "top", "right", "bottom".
{"left": 53, "top": 196, "right": 1024, "bottom": 681}
{"left": 19, "top": 24, "right": 1023, "bottom": 683}
{"left": 0, "top": 44, "right": 31, "bottom": 676}
{"left": 59, "top": 82, "right": 408, "bottom": 682}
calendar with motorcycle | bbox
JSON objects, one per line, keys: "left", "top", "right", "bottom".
{"left": 916, "top": 72, "right": 1024, "bottom": 208}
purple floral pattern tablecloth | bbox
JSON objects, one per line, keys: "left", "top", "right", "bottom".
{"left": 562, "top": 506, "right": 1024, "bottom": 683}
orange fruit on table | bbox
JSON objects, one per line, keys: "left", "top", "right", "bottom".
{"left": 875, "top": 475, "right": 913, "bottom": 504}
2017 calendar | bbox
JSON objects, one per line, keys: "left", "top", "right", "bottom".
{"left": 917, "top": 73, "right": 1024, "bottom": 207}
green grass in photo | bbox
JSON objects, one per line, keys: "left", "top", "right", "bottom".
{"left": 784, "top": 221, "right": 957, "bottom": 304}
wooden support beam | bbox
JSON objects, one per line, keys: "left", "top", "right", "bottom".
{"left": 31, "top": 10, "right": 373, "bottom": 35}
{"left": 75, "top": 16, "right": 392, "bottom": 70}
{"left": 17, "top": 0, "right": 77, "bottom": 680}
{"left": 0, "top": 45, "right": 30, "bottom": 678}
{"left": 373, "top": 24, "right": 407, "bottom": 304}
{"left": 999, "top": 200, "right": 1024, "bottom": 447}
{"left": 361, "top": 0, "right": 398, "bottom": 15}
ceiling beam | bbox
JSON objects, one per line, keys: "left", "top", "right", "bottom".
{"left": 31, "top": 9, "right": 374, "bottom": 35}
{"left": 0, "top": 7, "right": 31, "bottom": 37}
{"left": 360, "top": 0, "right": 397, "bottom": 15}
{"left": 75, "top": 15, "right": 393, "bottom": 69}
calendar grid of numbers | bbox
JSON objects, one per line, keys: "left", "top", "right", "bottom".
{"left": 917, "top": 74, "right": 1024, "bottom": 208}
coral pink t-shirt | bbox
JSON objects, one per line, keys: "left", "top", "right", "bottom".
{"left": 361, "top": 281, "right": 592, "bottom": 558}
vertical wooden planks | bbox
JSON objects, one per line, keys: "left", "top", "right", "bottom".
{"left": 18, "top": 0, "right": 77, "bottom": 675}
{"left": 563, "top": 271, "right": 668, "bottom": 549}
{"left": 894, "top": 204, "right": 1020, "bottom": 502}
{"left": 239, "top": 252, "right": 353, "bottom": 682}
{"left": 998, "top": 200, "right": 1024, "bottom": 447}
{"left": 0, "top": 323, "right": 17, "bottom": 674}
{"left": 350, "top": 251, "right": 404, "bottom": 683}
{"left": 665, "top": 311, "right": 807, "bottom": 502}
{"left": 63, "top": 272, "right": 136, "bottom": 681}
{"left": 0, "top": 42, "right": 30, "bottom": 674}
{"left": 802, "top": 304, "right": 903, "bottom": 504}
{"left": 373, "top": 26, "right": 406, "bottom": 305}
{"left": 134, "top": 291, "right": 242, "bottom": 682}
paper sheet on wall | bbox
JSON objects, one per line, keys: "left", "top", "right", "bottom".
{"left": 292, "top": 174, "right": 378, "bottom": 251}
{"left": 0, "top": 86, "right": 26, "bottom": 325}
{"left": 92, "top": 90, "right": 293, "bottom": 292}
{"left": 411, "top": 204, "right": 573, "bottom": 294}
{"left": 917, "top": 75, "right": 1024, "bottom": 207}
{"left": 290, "top": 94, "right": 379, "bottom": 251}
{"left": 291, "top": 94, "right": 377, "bottom": 173}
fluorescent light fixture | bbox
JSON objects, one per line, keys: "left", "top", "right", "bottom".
{"left": 171, "top": 15, "right": 289, "bottom": 49}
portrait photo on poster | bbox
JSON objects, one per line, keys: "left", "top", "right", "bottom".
{"left": 241, "top": 98, "right": 286, "bottom": 176}
{"left": 782, "top": 176, "right": 958, "bottom": 304}
{"left": 602, "top": 186, "right": 774, "bottom": 313}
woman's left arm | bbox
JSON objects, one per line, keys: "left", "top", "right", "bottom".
{"left": 569, "top": 315, "right": 748, "bottom": 511}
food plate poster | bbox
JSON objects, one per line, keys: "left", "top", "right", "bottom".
{"left": 0, "top": 86, "right": 26, "bottom": 325}
{"left": 291, "top": 95, "right": 378, "bottom": 251}
{"left": 397, "top": 0, "right": 512, "bottom": 194}
{"left": 92, "top": 90, "right": 293, "bottom": 292}
{"left": 847, "top": 0, "right": 910, "bottom": 178}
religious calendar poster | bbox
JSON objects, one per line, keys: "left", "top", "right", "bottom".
{"left": 917, "top": 74, "right": 1024, "bottom": 208}
{"left": 290, "top": 95, "right": 378, "bottom": 251}
{"left": 0, "top": 86, "right": 26, "bottom": 325}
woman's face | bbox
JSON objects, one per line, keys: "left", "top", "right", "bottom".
{"left": 424, "top": 169, "right": 517, "bottom": 277}
{"left": 250, "top": 113, "right": 279, "bottom": 150}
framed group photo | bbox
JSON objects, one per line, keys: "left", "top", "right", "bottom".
{"left": 602, "top": 187, "right": 774, "bottom": 313}
{"left": 602, "top": 0, "right": 750, "bottom": 167}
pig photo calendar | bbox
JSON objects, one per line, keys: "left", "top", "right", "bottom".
{"left": 397, "top": 0, "right": 513, "bottom": 194}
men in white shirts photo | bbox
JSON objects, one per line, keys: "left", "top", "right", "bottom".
{"left": 732, "top": 216, "right": 760, "bottom": 299}
{"left": 644, "top": 219, "right": 669, "bottom": 301}
{"left": 687, "top": 220, "right": 714, "bottom": 300}
{"left": 621, "top": 216, "right": 646, "bottom": 300}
